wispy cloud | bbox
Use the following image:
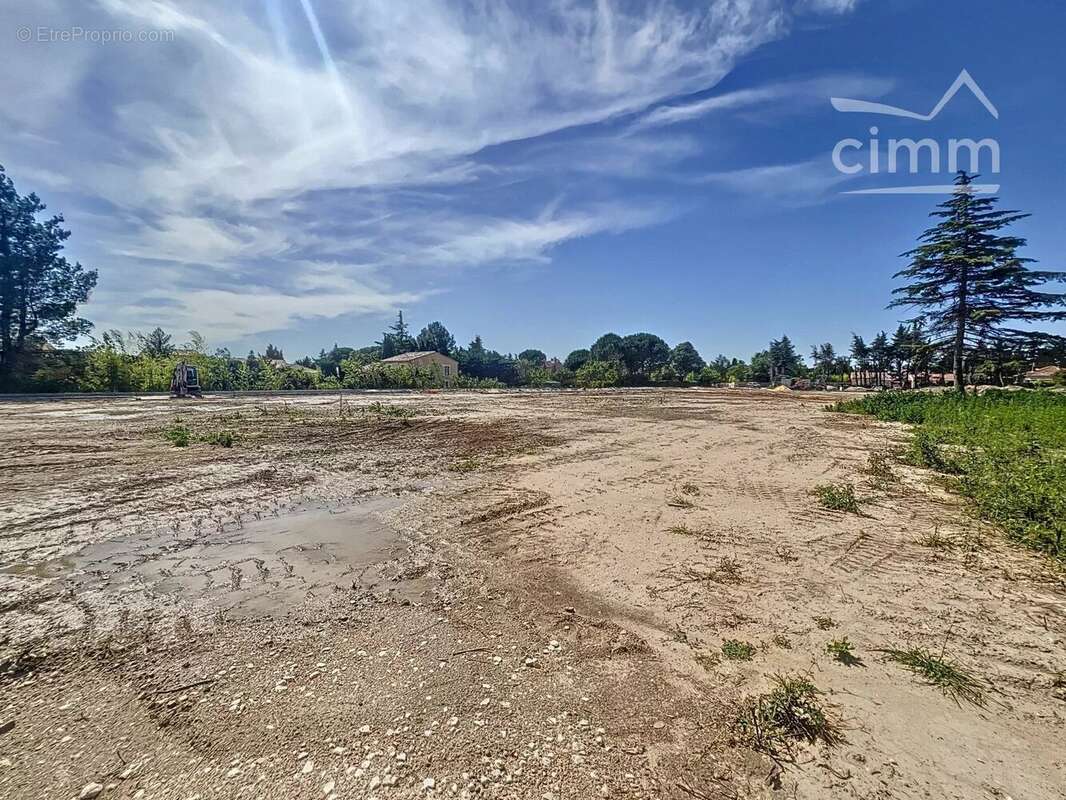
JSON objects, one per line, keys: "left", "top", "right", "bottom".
{"left": 0, "top": 0, "right": 865, "bottom": 346}
{"left": 696, "top": 157, "right": 857, "bottom": 205}
{"left": 635, "top": 75, "right": 894, "bottom": 129}
{"left": 799, "top": 0, "right": 863, "bottom": 14}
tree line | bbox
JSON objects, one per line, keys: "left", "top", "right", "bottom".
{"left": 1, "top": 165, "right": 1064, "bottom": 394}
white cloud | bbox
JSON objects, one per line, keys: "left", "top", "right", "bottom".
{"left": 697, "top": 157, "right": 856, "bottom": 204}
{"left": 0, "top": 0, "right": 865, "bottom": 346}
{"left": 635, "top": 75, "right": 894, "bottom": 129}
{"left": 799, "top": 0, "right": 862, "bottom": 14}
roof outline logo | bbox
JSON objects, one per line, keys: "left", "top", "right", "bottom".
{"left": 830, "top": 69, "right": 998, "bottom": 121}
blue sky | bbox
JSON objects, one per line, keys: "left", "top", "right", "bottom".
{"left": 3, "top": 0, "right": 1064, "bottom": 361}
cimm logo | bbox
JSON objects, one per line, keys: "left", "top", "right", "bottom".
{"left": 830, "top": 69, "right": 1000, "bottom": 194}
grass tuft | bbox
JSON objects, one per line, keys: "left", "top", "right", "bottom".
{"left": 880, "top": 646, "right": 984, "bottom": 706}
{"left": 917, "top": 527, "right": 955, "bottom": 550}
{"left": 365, "top": 401, "right": 415, "bottom": 419}
{"left": 736, "top": 673, "right": 840, "bottom": 757}
{"left": 204, "top": 429, "right": 236, "bottom": 448}
{"left": 666, "top": 523, "right": 700, "bottom": 537}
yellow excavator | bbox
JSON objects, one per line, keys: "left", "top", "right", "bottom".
{"left": 170, "top": 362, "right": 203, "bottom": 398}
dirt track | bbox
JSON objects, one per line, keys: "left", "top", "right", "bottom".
{"left": 1, "top": 389, "right": 1063, "bottom": 799}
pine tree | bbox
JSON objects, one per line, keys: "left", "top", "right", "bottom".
{"left": 768, "top": 335, "right": 800, "bottom": 382}
{"left": 891, "top": 171, "right": 1066, "bottom": 391}
{"left": 869, "top": 331, "right": 890, "bottom": 386}
{"left": 809, "top": 342, "right": 836, "bottom": 384}
{"left": 379, "top": 310, "right": 415, "bottom": 358}
{"left": 849, "top": 334, "right": 869, "bottom": 386}
{"left": 0, "top": 165, "right": 97, "bottom": 387}
{"left": 140, "top": 327, "right": 174, "bottom": 358}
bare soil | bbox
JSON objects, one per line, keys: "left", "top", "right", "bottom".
{"left": 0, "top": 389, "right": 1063, "bottom": 800}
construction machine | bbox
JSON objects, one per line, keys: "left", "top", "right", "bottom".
{"left": 170, "top": 362, "right": 203, "bottom": 398}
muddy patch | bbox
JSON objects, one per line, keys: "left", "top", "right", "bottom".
{"left": 1, "top": 500, "right": 434, "bottom": 649}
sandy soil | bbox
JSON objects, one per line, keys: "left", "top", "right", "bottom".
{"left": 0, "top": 389, "right": 1063, "bottom": 800}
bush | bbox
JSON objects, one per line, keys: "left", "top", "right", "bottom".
{"left": 696, "top": 366, "right": 722, "bottom": 386}
{"left": 575, "top": 360, "right": 622, "bottom": 388}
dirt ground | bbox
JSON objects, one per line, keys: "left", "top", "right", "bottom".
{"left": 0, "top": 389, "right": 1063, "bottom": 800}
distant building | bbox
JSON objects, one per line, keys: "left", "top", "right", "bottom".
{"left": 266, "top": 357, "right": 317, "bottom": 375}
{"left": 379, "top": 351, "right": 458, "bottom": 384}
{"left": 1024, "top": 365, "right": 1063, "bottom": 384}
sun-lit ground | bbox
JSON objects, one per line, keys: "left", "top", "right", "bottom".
{"left": 1, "top": 389, "right": 1063, "bottom": 799}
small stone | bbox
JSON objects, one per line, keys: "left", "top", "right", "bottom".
{"left": 322, "top": 779, "right": 335, "bottom": 794}
{"left": 423, "top": 777, "right": 436, "bottom": 790}
{"left": 302, "top": 759, "right": 315, "bottom": 774}
{"left": 79, "top": 784, "right": 104, "bottom": 800}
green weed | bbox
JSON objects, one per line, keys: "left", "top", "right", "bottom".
{"left": 864, "top": 451, "right": 897, "bottom": 481}
{"left": 825, "top": 637, "right": 863, "bottom": 666}
{"left": 721, "top": 639, "right": 757, "bottom": 661}
{"left": 204, "top": 430, "right": 236, "bottom": 448}
{"left": 163, "top": 423, "right": 191, "bottom": 447}
{"left": 812, "top": 483, "right": 861, "bottom": 514}
{"left": 880, "top": 646, "right": 984, "bottom": 706}
{"left": 365, "top": 401, "right": 415, "bottom": 419}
